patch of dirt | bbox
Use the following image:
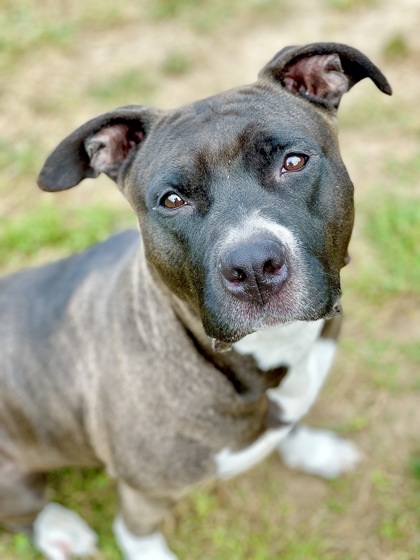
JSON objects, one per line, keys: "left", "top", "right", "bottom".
{"left": 376, "top": 294, "right": 420, "bottom": 344}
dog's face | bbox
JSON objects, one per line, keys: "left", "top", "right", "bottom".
{"left": 126, "top": 86, "right": 353, "bottom": 343}
{"left": 38, "top": 43, "right": 391, "bottom": 343}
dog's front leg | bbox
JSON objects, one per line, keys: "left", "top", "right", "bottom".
{"left": 113, "top": 481, "right": 178, "bottom": 560}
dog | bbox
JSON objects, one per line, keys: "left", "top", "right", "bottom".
{"left": 0, "top": 42, "right": 391, "bottom": 559}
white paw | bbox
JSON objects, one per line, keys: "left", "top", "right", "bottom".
{"left": 278, "top": 426, "right": 362, "bottom": 479}
{"left": 113, "top": 515, "right": 178, "bottom": 560}
{"left": 33, "top": 502, "right": 98, "bottom": 560}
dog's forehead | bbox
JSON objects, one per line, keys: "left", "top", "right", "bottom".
{"left": 151, "top": 83, "right": 328, "bottom": 155}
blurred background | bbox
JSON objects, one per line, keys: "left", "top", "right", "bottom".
{"left": 0, "top": 0, "right": 419, "bottom": 558}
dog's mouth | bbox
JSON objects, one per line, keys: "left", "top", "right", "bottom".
{"left": 207, "top": 298, "right": 342, "bottom": 352}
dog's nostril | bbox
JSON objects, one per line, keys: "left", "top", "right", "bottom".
{"left": 221, "top": 267, "right": 247, "bottom": 285}
{"left": 233, "top": 268, "right": 246, "bottom": 282}
{"left": 263, "top": 259, "right": 282, "bottom": 275}
{"left": 219, "top": 250, "right": 249, "bottom": 282}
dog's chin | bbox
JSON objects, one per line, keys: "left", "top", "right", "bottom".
{"left": 204, "top": 298, "right": 341, "bottom": 347}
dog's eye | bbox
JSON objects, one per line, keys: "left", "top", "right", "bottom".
{"left": 281, "top": 154, "right": 307, "bottom": 173}
{"left": 161, "top": 192, "right": 186, "bottom": 209}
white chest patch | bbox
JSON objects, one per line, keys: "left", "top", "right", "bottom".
{"left": 233, "top": 320, "right": 324, "bottom": 370}
{"left": 268, "top": 336, "right": 336, "bottom": 422}
{"left": 215, "top": 320, "right": 339, "bottom": 481}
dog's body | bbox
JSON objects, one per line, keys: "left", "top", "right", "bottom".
{"left": 0, "top": 43, "right": 391, "bottom": 559}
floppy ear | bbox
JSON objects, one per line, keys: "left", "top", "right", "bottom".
{"left": 259, "top": 42, "right": 392, "bottom": 110}
{"left": 38, "top": 105, "right": 161, "bottom": 192}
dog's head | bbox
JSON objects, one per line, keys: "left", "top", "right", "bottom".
{"left": 38, "top": 43, "right": 391, "bottom": 344}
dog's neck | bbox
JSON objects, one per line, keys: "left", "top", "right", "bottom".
{"left": 147, "top": 268, "right": 289, "bottom": 395}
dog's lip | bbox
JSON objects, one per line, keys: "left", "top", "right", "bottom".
{"left": 209, "top": 302, "right": 342, "bottom": 352}
{"left": 211, "top": 339, "right": 233, "bottom": 353}
{"left": 323, "top": 300, "right": 342, "bottom": 319}
{"left": 209, "top": 315, "right": 290, "bottom": 350}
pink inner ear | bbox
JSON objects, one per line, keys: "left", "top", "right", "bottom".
{"left": 282, "top": 54, "right": 349, "bottom": 106}
{"left": 86, "top": 124, "right": 144, "bottom": 179}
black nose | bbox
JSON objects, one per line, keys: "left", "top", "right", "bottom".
{"left": 219, "top": 237, "right": 288, "bottom": 303}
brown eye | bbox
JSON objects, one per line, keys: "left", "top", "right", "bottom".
{"left": 281, "top": 154, "right": 307, "bottom": 173}
{"left": 162, "top": 192, "right": 186, "bottom": 209}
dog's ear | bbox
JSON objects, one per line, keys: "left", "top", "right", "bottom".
{"left": 38, "top": 105, "right": 161, "bottom": 192}
{"left": 259, "top": 42, "right": 392, "bottom": 110}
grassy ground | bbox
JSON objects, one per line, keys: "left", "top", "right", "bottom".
{"left": 0, "top": 0, "right": 419, "bottom": 558}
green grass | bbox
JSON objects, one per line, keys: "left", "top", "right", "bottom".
{"left": 382, "top": 33, "right": 412, "bottom": 60}
{"left": 364, "top": 193, "right": 420, "bottom": 295}
{"left": 161, "top": 51, "right": 195, "bottom": 77}
{"left": 0, "top": 139, "right": 45, "bottom": 183}
{"left": 0, "top": 533, "right": 40, "bottom": 559}
{"left": 0, "top": 6, "right": 75, "bottom": 64}
{"left": 90, "top": 69, "right": 158, "bottom": 106}
{"left": 382, "top": 153, "right": 420, "bottom": 189}
{"left": 170, "top": 476, "right": 337, "bottom": 560}
{"left": 341, "top": 337, "right": 420, "bottom": 392}
{"left": 322, "top": 0, "right": 376, "bottom": 9}
{"left": 0, "top": 203, "right": 133, "bottom": 269}
{"left": 351, "top": 191, "right": 420, "bottom": 301}
{"left": 0, "top": 2, "right": 143, "bottom": 69}
{"left": 371, "top": 467, "right": 420, "bottom": 554}
{"left": 340, "top": 98, "right": 419, "bottom": 136}
{"left": 410, "top": 454, "right": 420, "bottom": 482}
{"left": 148, "top": 0, "right": 281, "bottom": 30}
{"left": 0, "top": 0, "right": 284, "bottom": 69}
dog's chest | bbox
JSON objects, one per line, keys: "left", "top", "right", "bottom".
{"left": 233, "top": 320, "right": 324, "bottom": 371}
{"left": 214, "top": 320, "right": 326, "bottom": 479}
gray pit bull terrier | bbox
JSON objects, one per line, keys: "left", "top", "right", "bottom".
{"left": 0, "top": 43, "right": 391, "bottom": 559}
